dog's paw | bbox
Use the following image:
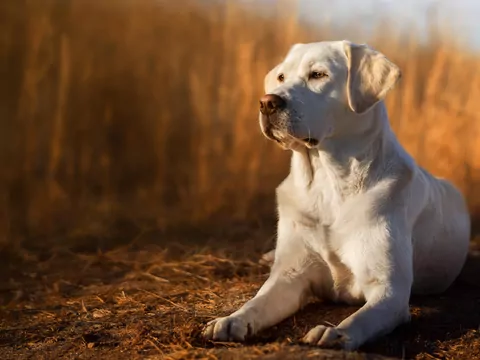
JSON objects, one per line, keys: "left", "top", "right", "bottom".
{"left": 202, "top": 316, "right": 252, "bottom": 342}
{"left": 302, "top": 325, "right": 356, "bottom": 350}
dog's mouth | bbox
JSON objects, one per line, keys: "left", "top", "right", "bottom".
{"left": 260, "top": 119, "right": 319, "bottom": 149}
{"left": 302, "top": 138, "right": 319, "bottom": 147}
{"left": 262, "top": 125, "right": 280, "bottom": 142}
{"left": 263, "top": 127, "right": 320, "bottom": 149}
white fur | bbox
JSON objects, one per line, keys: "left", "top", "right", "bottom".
{"left": 202, "top": 40, "right": 470, "bottom": 350}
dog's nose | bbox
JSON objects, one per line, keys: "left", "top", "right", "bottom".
{"left": 259, "top": 94, "right": 286, "bottom": 115}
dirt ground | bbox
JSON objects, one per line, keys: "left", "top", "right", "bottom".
{"left": 1, "top": 221, "right": 480, "bottom": 360}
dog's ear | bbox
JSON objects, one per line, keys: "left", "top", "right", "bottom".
{"left": 343, "top": 41, "right": 401, "bottom": 114}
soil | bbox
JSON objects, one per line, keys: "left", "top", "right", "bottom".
{"left": 1, "top": 222, "right": 480, "bottom": 360}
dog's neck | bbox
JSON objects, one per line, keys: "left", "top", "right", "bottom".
{"left": 290, "top": 102, "right": 393, "bottom": 190}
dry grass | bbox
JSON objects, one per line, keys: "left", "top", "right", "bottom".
{"left": 1, "top": 0, "right": 480, "bottom": 242}
{"left": 1, "top": 228, "right": 480, "bottom": 359}
{"left": 2, "top": 0, "right": 480, "bottom": 359}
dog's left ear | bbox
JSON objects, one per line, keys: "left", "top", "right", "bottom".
{"left": 343, "top": 41, "right": 401, "bottom": 114}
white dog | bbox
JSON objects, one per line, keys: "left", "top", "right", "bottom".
{"left": 202, "top": 40, "right": 470, "bottom": 350}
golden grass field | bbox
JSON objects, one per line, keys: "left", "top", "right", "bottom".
{"left": 1, "top": 1, "right": 480, "bottom": 359}
{"left": 2, "top": 0, "right": 480, "bottom": 242}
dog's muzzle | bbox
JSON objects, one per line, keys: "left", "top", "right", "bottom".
{"left": 259, "top": 94, "right": 286, "bottom": 142}
{"left": 259, "top": 94, "right": 286, "bottom": 117}
{"left": 259, "top": 94, "right": 319, "bottom": 148}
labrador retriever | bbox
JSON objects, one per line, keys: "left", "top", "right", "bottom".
{"left": 202, "top": 40, "right": 470, "bottom": 350}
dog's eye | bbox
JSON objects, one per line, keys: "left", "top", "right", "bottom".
{"left": 310, "top": 71, "right": 328, "bottom": 80}
{"left": 277, "top": 73, "right": 285, "bottom": 82}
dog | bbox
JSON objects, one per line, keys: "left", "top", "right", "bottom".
{"left": 202, "top": 40, "right": 470, "bottom": 350}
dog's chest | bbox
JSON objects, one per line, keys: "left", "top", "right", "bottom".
{"left": 277, "top": 175, "right": 366, "bottom": 303}
{"left": 279, "top": 170, "right": 350, "bottom": 226}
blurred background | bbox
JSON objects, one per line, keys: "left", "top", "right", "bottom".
{"left": 2, "top": 0, "right": 480, "bottom": 249}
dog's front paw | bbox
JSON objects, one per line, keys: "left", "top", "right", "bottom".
{"left": 202, "top": 316, "right": 252, "bottom": 342}
{"left": 302, "top": 325, "right": 356, "bottom": 350}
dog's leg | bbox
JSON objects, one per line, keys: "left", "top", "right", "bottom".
{"left": 303, "top": 221, "right": 413, "bottom": 350}
{"left": 203, "top": 221, "right": 318, "bottom": 342}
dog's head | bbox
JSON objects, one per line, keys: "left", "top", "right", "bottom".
{"left": 259, "top": 41, "right": 401, "bottom": 150}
